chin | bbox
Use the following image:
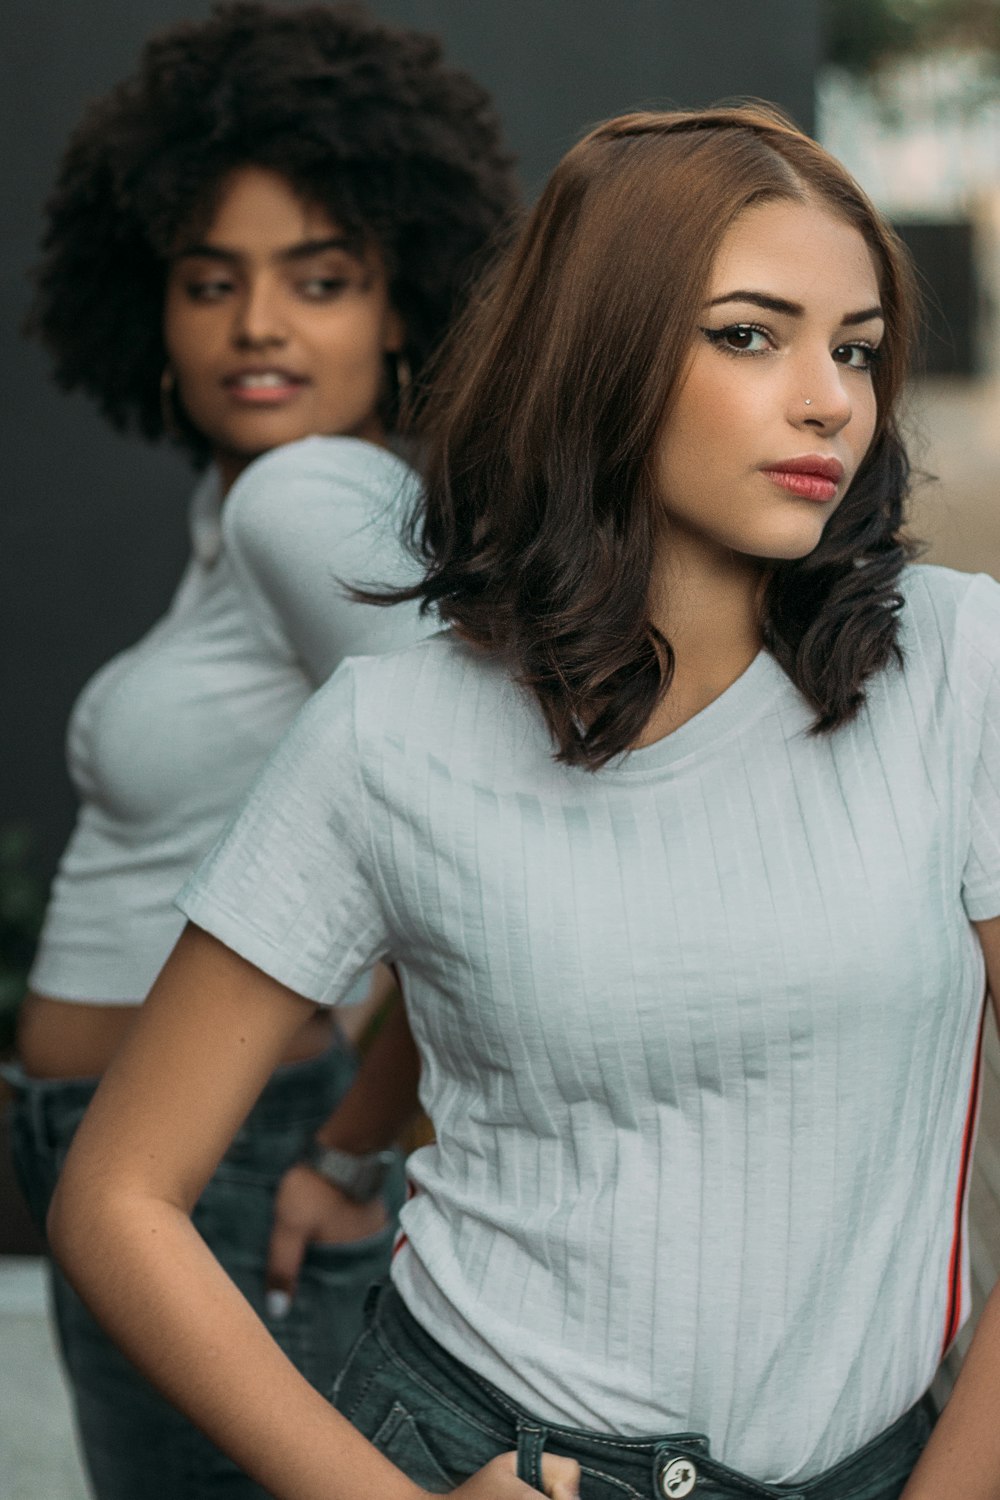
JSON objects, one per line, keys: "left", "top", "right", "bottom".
{"left": 214, "top": 422, "right": 312, "bottom": 459}
{"left": 746, "top": 513, "right": 832, "bottom": 562}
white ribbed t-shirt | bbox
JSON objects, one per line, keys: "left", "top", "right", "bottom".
{"left": 30, "top": 436, "right": 427, "bottom": 1002}
{"left": 179, "top": 564, "right": 1000, "bottom": 1483}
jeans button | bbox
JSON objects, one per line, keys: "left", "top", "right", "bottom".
{"left": 660, "top": 1455, "right": 698, "bottom": 1498}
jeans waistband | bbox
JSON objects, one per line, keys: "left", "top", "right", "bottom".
{"left": 371, "top": 1284, "right": 933, "bottom": 1500}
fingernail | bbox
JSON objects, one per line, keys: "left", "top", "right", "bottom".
{"left": 265, "top": 1289, "right": 292, "bottom": 1320}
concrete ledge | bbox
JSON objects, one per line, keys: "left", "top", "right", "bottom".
{"left": 0, "top": 1256, "right": 90, "bottom": 1500}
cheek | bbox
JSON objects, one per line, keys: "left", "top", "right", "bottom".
{"left": 163, "top": 302, "right": 219, "bottom": 387}
{"left": 313, "top": 308, "right": 390, "bottom": 375}
{"left": 307, "top": 321, "right": 392, "bottom": 418}
{"left": 674, "top": 355, "right": 766, "bottom": 449}
{"left": 853, "top": 385, "right": 879, "bottom": 457}
{"left": 837, "top": 381, "right": 879, "bottom": 484}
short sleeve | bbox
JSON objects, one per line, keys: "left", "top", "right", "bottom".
{"left": 959, "top": 575, "right": 1000, "bottom": 921}
{"left": 176, "top": 661, "right": 391, "bottom": 1004}
{"left": 223, "top": 436, "right": 430, "bottom": 684}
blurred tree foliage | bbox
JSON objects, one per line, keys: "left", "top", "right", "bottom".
{"left": 828, "top": 0, "right": 1000, "bottom": 73}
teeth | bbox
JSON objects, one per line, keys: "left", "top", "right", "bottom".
{"left": 236, "top": 372, "right": 290, "bottom": 388}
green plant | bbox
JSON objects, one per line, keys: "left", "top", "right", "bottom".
{"left": 828, "top": 0, "right": 1000, "bottom": 73}
{"left": 0, "top": 826, "right": 46, "bottom": 1052}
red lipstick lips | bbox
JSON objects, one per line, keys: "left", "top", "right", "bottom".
{"left": 760, "top": 454, "right": 844, "bottom": 503}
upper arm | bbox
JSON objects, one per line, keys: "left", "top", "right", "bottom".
{"left": 224, "top": 440, "right": 428, "bottom": 683}
{"left": 54, "top": 925, "right": 316, "bottom": 1218}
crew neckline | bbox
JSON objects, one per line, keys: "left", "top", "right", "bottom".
{"left": 602, "top": 648, "right": 791, "bottom": 778}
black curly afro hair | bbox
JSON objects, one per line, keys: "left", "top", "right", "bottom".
{"left": 29, "top": 1, "right": 518, "bottom": 460}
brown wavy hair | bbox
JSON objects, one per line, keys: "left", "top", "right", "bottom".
{"left": 385, "top": 104, "right": 919, "bottom": 768}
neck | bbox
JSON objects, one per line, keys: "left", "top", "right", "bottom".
{"left": 215, "top": 452, "right": 249, "bottom": 498}
{"left": 637, "top": 528, "right": 764, "bottom": 745}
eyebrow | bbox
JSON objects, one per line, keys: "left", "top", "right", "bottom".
{"left": 706, "top": 290, "right": 884, "bottom": 326}
{"left": 172, "top": 236, "right": 357, "bottom": 264}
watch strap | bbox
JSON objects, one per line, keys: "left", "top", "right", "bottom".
{"left": 301, "top": 1142, "right": 396, "bottom": 1203}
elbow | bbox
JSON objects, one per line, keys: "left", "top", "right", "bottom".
{"left": 47, "top": 1150, "right": 114, "bottom": 1285}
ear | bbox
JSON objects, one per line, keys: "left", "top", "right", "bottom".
{"left": 383, "top": 305, "right": 405, "bottom": 355}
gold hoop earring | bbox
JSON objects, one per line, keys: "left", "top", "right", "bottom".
{"left": 160, "top": 365, "right": 182, "bottom": 440}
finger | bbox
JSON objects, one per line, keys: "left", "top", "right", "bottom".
{"left": 264, "top": 1219, "right": 306, "bottom": 1312}
{"left": 540, "top": 1454, "right": 581, "bottom": 1500}
{"left": 485, "top": 1451, "right": 581, "bottom": 1500}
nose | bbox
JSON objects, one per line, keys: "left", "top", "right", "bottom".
{"left": 232, "top": 275, "right": 287, "bottom": 350}
{"left": 790, "top": 353, "right": 853, "bottom": 436}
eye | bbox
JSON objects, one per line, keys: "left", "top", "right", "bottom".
{"left": 833, "top": 341, "right": 881, "bottom": 371}
{"left": 298, "top": 276, "right": 349, "bottom": 301}
{"left": 700, "top": 323, "right": 775, "bottom": 356}
{"left": 184, "top": 278, "right": 234, "bottom": 303}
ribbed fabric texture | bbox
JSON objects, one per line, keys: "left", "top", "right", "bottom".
{"left": 30, "top": 436, "right": 426, "bottom": 1002}
{"left": 179, "top": 564, "right": 1000, "bottom": 1483}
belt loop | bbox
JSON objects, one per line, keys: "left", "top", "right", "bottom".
{"left": 2, "top": 1064, "right": 47, "bottom": 1152}
{"left": 29, "top": 1078, "right": 52, "bottom": 1155}
{"left": 363, "top": 1278, "right": 386, "bottom": 1326}
{"left": 516, "top": 1422, "right": 547, "bottom": 1489}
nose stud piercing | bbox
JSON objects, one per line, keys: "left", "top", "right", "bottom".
{"left": 804, "top": 398, "right": 812, "bottom": 406}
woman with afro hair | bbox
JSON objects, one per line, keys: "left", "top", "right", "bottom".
{"left": 7, "top": 5, "right": 516, "bottom": 1497}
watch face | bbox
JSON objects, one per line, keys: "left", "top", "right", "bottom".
{"left": 306, "top": 1144, "right": 395, "bottom": 1202}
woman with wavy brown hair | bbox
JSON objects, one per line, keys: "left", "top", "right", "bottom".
{"left": 46, "top": 105, "right": 1000, "bottom": 1500}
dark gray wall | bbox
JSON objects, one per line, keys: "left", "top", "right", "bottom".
{"left": 370, "top": 0, "right": 819, "bottom": 193}
{"left": 1, "top": 0, "right": 820, "bottom": 885}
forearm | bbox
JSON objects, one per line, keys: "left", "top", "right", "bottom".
{"left": 48, "top": 1183, "right": 421, "bottom": 1500}
{"left": 900, "top": 1279, "right": 1000, "bottom": 1499}
{"left": 317, "top": 992, "right": 422, "bottom": 1152}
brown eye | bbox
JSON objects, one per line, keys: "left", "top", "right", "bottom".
{"left": 833, "top": 342, "right": 880, "bottom": 371}
{"left": 185, "top": 279, "right": 234, "bottom": 303}
{"left": 700, "top": 323, "right": 772, "bottom": 356}
{"left": 298, "top": 277, "right": 349, "bottom": 300}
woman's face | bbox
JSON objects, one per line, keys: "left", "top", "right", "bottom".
{"left": 655, "top": 197, "right": 884, "bottom": 566}
{"left": 163, "top": 166, "right": 404, "bottom": 490}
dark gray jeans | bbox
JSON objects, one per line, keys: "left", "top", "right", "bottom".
{"left": 6, "top": 1042, "right": 401, "bottom": 1500}
{"left": 334, "top": 1282, "right": 934, "bottom": 1500}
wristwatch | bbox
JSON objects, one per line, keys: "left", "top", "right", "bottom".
{"left": 300, "top": 1142, "right": 397, "bottom": 1203}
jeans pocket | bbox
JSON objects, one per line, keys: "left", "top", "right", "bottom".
{"left": 371, "top": 1401, "right": 457, "bottom": 1494}
{"left": 333, "top": 1323, "right": 504, "bottom": 1488}
{"left": 301, "top": 1220, "right": 396, "bottom": 1268}
{"left": 265, "top": 1230, "right": 396, "bottom": 1395}
{"left": 840, "top": 1442, "right": 927, "bottom": 1500}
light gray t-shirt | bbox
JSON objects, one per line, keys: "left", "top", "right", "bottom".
{"left": 31, "top": 435, "right": 426, "bottom": 1002}
{"left": 179, "top": 563, "right": 1000, "bottom": 1483}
